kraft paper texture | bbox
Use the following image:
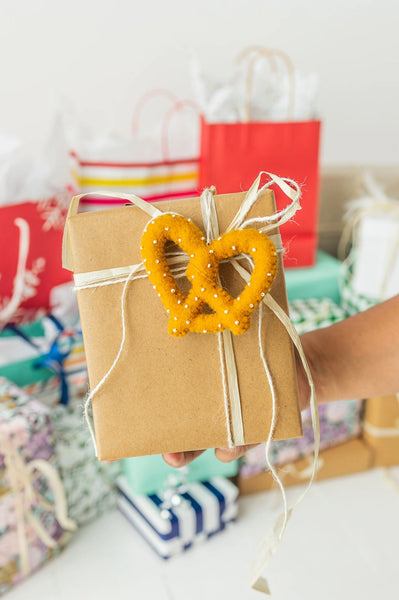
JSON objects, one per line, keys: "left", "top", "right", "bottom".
{"left": 66, "top": 190, "right": 302, "bottom": 460}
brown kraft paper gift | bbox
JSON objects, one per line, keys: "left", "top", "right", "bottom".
{"left": 363, "top": 395, "right": 399, "bottom": 467}
{"left": 239, "top": 438, "right": 373, "bottom": 495}
{"left": 65, "top": 188, "right": 302, "bottom": 460}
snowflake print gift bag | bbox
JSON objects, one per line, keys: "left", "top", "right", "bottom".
{"left": 0, "top": 123, "right": 74, "bottom": 326}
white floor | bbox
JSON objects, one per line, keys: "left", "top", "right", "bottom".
{"left": 7, "top": 467, "right": 399, "bottom": 600}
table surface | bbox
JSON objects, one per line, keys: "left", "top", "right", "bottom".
{"left": 7, "top": 466, "right": 399, "bottom": 600}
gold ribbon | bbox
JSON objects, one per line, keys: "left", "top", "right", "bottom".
{"left": 0, "top": 427, "right": 77, "bottom": 578}
{"left": 63, "top": 172, "right": 320, "bottom": 595}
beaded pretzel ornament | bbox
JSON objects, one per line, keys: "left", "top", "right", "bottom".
{"left": 140, "top": 213, "right": 277, "bottom": 337}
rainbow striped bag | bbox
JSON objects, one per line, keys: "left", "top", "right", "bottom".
{"left": 69, "top": 91, "right": 199, "bottom": 210}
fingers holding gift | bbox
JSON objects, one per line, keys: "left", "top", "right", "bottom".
{"left": 215, "top": 444, "right": 258, "bottom": 462}
{"left": 163, "top": 449, "right": 206, "bottom": 468}
{"left": 163, "top": 444, "right": 259, "bottom": 468}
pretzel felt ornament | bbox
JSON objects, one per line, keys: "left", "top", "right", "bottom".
{"left": 140, "top": 213, "right": 277, "bottom": 337}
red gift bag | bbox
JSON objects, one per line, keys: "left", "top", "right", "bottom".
{"left": 0, "top": 194, "right": 73, "bottom": 326}
{"left": 198, "top": 49, "right": 321, "bottom": 268}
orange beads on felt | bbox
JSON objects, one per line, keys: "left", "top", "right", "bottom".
{"left": 140, "top": 213, "right": 277, "bottom": 337}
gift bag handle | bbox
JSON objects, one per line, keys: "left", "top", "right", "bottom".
{"left": 161, "top": 99, "right": 200, "bottom": 161}
{"left": 131, "top": 89, "right": 179, "bottom": 136}
{"left": 236, "top": 47, "right": 295, "bottom": 122}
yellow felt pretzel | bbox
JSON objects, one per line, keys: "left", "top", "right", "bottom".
{"left": 140, "top": 213, "right": 277, "bottom": 337}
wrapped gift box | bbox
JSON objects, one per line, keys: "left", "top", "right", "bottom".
{"left": 117, "top": 475, "right": 238, "bottom": 559}
{"left": 288, "top": 297, "right": 346, "bottom": 335}
{"left": 51, "top": 402, "right": 121, "bottom": 526}
{"left": 239, "top": 438, "right": 373, "bottom": 494}
{"left": 122, "top": 450, "right": 237, "bottom": 496}
{"left": 0, "top": 378, "right": 54, "bottom": 492}
{"left": 285, "top": 251, "right": 342, "bottom": 304}
{"left": 351, "top": 209, "right": 399, "bottom": 302}
{"left": 0, "top": 378, "right": 75, "bottom": 594}
{"left": 363, "top": 395, "right": 399, "bottom": 467}
{"left": 0, "top": 316, "right": 87, "bottom": 406}
{"left": 240, "top": 398, "right": 363, "bottom": 479}
{"left": 65, "top": 187, "right": 302, "bottom": 460}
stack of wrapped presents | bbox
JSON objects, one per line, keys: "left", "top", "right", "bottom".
{"left": 1, "top": 46, "right": 398, "bottom": 595}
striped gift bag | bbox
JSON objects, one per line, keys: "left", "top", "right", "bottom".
{"left": 70, "top": 91, "right": 200, "bottom": 210}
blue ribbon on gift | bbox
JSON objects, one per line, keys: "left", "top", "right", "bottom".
{"left": 6, "top": 314, "right": 81, "bottom": 405}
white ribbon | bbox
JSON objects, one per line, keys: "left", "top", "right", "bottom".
{"left": 0, "top": 218, "right": 30, "bottom": 328}
{"left": 0, "top": 427, "right": 77, "bottom": 578}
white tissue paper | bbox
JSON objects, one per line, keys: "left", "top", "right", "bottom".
{"left": 0, "top": 117, "right": 73, "bottom": 205}
{"left": 191, "top": 50, "right": 319, "bottom": 123}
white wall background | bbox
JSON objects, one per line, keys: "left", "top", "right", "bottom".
{"left": 0, "top": 0, "right": 398, "bottom": 165}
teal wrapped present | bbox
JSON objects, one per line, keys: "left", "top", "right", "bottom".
{"left": 0, "top": 315, "right": 87, "bottom": 406}
{"left": 122, "top": 450, "right": 238, "bottom": 496}
{"left": 285, "top": 250, "right": 341, "bottom": 303}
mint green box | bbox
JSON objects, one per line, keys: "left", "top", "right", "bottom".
{"left": 285, "top": 250, "right": 341, "bottom": 303}
{"left": 0, "top": 321, "right": 52, "bottom": 387}
{"left": 122, "top": 451, "right": 238, "bottom": 496}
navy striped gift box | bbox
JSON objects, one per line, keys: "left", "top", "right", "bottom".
{"left": 116, "top": 476, "right": 238, "bottom": 559}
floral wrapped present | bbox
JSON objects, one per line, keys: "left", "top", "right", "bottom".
{"left": 117, "top": 475, "right": 238, "bottom": 559}
{"left": 0, "top": 377, "right": 76, "bottom": 594}
{"left": 239, "top": 439, "right": 373, "bottom": 494}
{"left": 240, "top": 399, "right": 363, "bottom": 479}
{"left": 51, "top": 402, "right": 121, "bottom": 526}
{"left": 240, "top": 298, "right": 363, "bottom": 478}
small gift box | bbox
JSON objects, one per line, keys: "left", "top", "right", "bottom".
{"left": 51, "top": 402, "right": 121, "bottom": 525}
{"left": 116, "top": 475, "right": 238, "bottom": 559}
{"left": 0, "top": 315, "right": 87, "bottom": 406}
{"left": 240, "top": 399, "right": 363, "bottom": 479}
{"left": 122, "top": 450, "right": 238, "bottom": 496}
{"left": 239, "top": 438, "right": 373, "bottom": 494}
{"left": 0, "top": 377, "right": 76, "bottom": 594}
{"left": 285, "top": 251, "right": 342, "bottom": 304}
{"left": 339, "top": 174, "right": 399, "bottom": 314}
{"left": 363, "top": 395, "right": 399, "bottom": 467}
{"left": 64, "top": 177, "right": 303, "bottom": 460}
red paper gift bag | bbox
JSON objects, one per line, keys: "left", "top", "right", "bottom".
{"left": 198, "top": 49, "right": 321, "bottom": 268}
{"left": 0, "top": 195, "right": 73, "bottom": 325}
